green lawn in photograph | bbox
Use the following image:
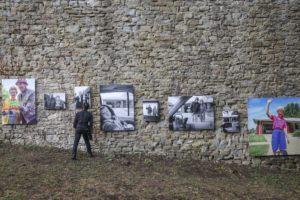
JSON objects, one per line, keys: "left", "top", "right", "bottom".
{"left": 0, "top": 105, "right": 2, "bottom": 128}
{"left": 249, "top": 134, "right": 267, "bottom": 143}
{"left": 250, "top": 144, "right": 269, "bottom": 156}
{"left": 292, "top": 131, "right": 300, "bottom": 137}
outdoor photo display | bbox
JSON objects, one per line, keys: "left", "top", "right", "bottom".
{"left": 44, "top": 93, "right": 66, "bottom": 110}
{"left": 222, "top": 110, "right": 240, "bottom": 133}
{"left": 2, "top": 79, "right": 36, "bottom": 125}
{"left": 0, "top": 97, "right": 2, "bottom": 128}
{"left": 143, "top": 100, "right": 160, "bottom": 122}
{"left": 168, "top": 96, "right": 214, "bottom": 131}
{"left": 100, "top": 85, "right": 135, "bottom": 131}
{"left": 248, "top": 97, "right": 300, "bottom": 156}
{"left": 74, "top": 86, "right": 91, "bottom": 109}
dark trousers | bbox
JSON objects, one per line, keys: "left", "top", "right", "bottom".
{"left": 72, "top": 129, "right": 92, "bottom": 157}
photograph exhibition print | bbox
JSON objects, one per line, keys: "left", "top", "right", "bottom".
{"left": 74, "top": 86, "right": 91, "bottom": 109}
{"left": 143, "top": 100, "right": 160, "bottom": 122}
{"left": 168, "top": 96, "right": 214, "bottom": 131}
{"left": 44, "top": 93, "right": 66, "bottom": 110}
{"left": 248, "top": 97, "right": 300, "bottom": 156}
{"left": 100, "top": 85, "right": 135, "bottom": 131}
{"left": 222, "top": 110, "right": 240, "bottom": 133}
{"left": 2, "top": 78, "right": 36, "bottom": 125}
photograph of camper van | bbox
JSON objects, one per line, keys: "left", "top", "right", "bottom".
{"left": 100, "top": 85, "right": 135, "bottom": 131}
{"left": 168, "top": 96, "right": 214, "bottom": 131}
{"left": 248, "top": 97, "right": 300, "bottom": 156}
{"left": 222, "top": 111, "right": 240, "bottom": 133}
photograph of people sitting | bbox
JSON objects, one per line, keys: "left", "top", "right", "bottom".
{"left": 44, "top": 93, "right": 66, "bottom": 110}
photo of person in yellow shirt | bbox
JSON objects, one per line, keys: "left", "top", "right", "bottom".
{"left": 2, "top": 86, "right": 21, "bottom": 124}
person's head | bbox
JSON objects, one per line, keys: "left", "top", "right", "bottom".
{"left": 101, "top": 106, "right": 111, "bottom": 120}
{"left": 276, "top": 106, "right": 284, "bottom": 117}
{"left": 195, "top": 97, "right": 199, "bottom": 102}
{"left": 83, "top": 103, "right": 89, "bottom": 111}
{"left": 101, "top": 106, "right": 114, "bottom": 120}
{"left": 9, "top": 86, "right": 18, "bottom": 98}
{"left": 55, "top": 96, "right": 61, "bottom": 101}
{"left": 199, "top": 99, "right": 204, "bottom": 104}
{"left": 15, "top": 79, "right": 28, "bottom": 93}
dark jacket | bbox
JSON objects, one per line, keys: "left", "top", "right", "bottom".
{"left": 73, "top": 110, "right": 93, "bottom": 131}
{"left": 191, "top": 101, "right": 200, "bottom": 113}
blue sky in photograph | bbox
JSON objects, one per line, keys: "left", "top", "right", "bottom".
{"left": 248, "top": 97, "right": 300, "bottom": 130}
{"left": 2, "top": 79, "right": 35, "bottom": 92}
{"left": 2, "top": 79, "right": 35, "bottom": 100}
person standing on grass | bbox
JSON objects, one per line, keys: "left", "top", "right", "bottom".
{"left": 72, "top": 103, "right": 93, "bottom": 160}
{"left": 266, "top": 99, "right": 290, "bottom": 156}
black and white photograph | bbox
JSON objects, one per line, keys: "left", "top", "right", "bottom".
{"left": 222, "top": 110, "right": 240, "bottom": 133}
{"left": 100, "top": 85, "right": 135, "bottom": 131}
{"left": 143, "top": 100, "right": 160, "bottom": 122}
{"left": 168, "top": 96, "right": 214, "bottom": 131}
{"left": 44, "top": 93, "right": 66, "bottom": 110}
{"left": 74, "top": 86, "right": 91, "bottom": 109}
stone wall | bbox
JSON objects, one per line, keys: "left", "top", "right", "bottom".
{"left": 0, "top": 0, "right": 299, "bottom": 169}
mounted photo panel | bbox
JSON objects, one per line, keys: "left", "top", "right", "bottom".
{"left": 100, "top": 85, "right": 135, "bottom": 131}
{"left": 222, "top": 110, "right": 240, "bottom": 133}
{"left": 248, "top": 97, "right": 300, "bottom": 156}
{"left": 2, "top": 78, "right": 36, "bottom": 125}
{"left": 74, "top": 86, "right": 91, "bottom": 109}
{"left": 44, "top": 93, "right": 66, "bottom": 110}
{"left": 168, "top": 96, "right": 214, "bottom": 131}
{"left": 143, "top": 100, "right": 160, "bottom": 122}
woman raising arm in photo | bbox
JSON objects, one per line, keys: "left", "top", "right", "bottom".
{"left": 266, "top": 99, "right": 290, "bottom": 156}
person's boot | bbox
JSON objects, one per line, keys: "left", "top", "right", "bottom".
{"left": 88, "top": 152, "right": 94, "bottom": 157}
{"left": 282, "top": 150, "right": 288, "bottom": 156}
{"left": 71, "top": 155, "right": 77, "bottom": 160}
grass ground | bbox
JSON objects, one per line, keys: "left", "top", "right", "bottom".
{"left": 249, "top": 144, "right": 269, "bottom": 156}
{"left": 1, "top": 143, "right": 300, "bottom": 200}
{"left": 248, "top": 134, "right": 267, "bottom": 143}
{"left": 292, "top": 131, "right": 300, "bottom": 137}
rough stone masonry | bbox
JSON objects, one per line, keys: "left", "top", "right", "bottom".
{"left": 0, "top": 0, "right": 299, "bottom": 170}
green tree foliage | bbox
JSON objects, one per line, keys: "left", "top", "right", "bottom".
{"left": 284, "top": 103, "right": 300, "bottom": 118}
{"left": 2, "top": 88, "right": 9, "bottom": 101}
{"left": 249, "top": 128, "right": 256, "bottom": 133}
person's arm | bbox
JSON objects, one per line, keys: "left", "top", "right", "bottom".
{"left": 266, "top": 99, "right": 273, "bottom": 119}
{"left": 284, "top": 122, "right": 290, "bottom": 144}
{"left": 89, "top": 113, "right": 93, "bottom": 128}
{"left": 284, "top": 127, "right": 290, "bottom": 144}
{"left": 88, "top": 112, "right": 93, "bottom": 140}
{"left": 103, "top": 121, "right": 121, "bottom": 131}
{"left": 20, "top": 92, "right": 35, "bottom": 112}
{"left": 73, "top": 113, "right": 78, "bottom": 129}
